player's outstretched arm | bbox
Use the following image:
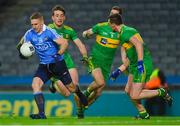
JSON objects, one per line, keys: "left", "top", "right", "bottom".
{"left": 110, "top": 62, "right": 129, "bottom": 81}
{"left": 121, "top": 46, "right": 129, "bottom": 68}
{"left": 110, "top": 47, "right": 129, "bottom": 81}
{"left": 74, "top": 38, "right": 88, "bottom": 57}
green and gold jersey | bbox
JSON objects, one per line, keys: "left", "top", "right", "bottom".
{"left": 48, "top": 23, "right": 78, "bottom": 41}
{"left": 119, "top": 25, "right": 152, "bottom": 66}
{"left": 119, "top": 25, "right": 153, "bottom": 83}
{"left": 91, "top": 22, "right": 120, "bottom": 61}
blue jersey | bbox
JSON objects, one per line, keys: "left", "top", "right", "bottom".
{"left": 23, "top": 25, "right": 64, "bottom": 64}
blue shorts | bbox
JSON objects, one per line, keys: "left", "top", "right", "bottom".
{"left": 34, "top": 60, "right": 72, "bottom": 85}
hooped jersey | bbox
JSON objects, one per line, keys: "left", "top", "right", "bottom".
{"left": 91, "top": 22, "right": 120, "bottom": 61}
{"left": 48, "top": 23, "right": 77, "bottom": 41}
{"left": 119, "top": 25, "right": 152, "bottom": 66}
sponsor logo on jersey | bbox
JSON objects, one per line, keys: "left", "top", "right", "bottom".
{"left": 35, "top": 42, "right": 53, "bottom": 51}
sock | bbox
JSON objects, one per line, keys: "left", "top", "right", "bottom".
{"left": 75, "top": 85, "right": 82, "bottom": 95}
{"left": 74, "top": 93, "right": 81, "bottom": 107}
{"left": 84, "top": 87, "right": 92, "bottom": 97}
{"left": 76, "top": 106, "right": 84, "bottom": 118}
{"left": 77, "top": 107, "right": 83, "bottom": 113}
{"left": 75, "top": 86, "right": 88, "bottom": 107}
{"left": 88, "top": 91, "right": 98, "bottom": 105}
{"left": 34, "top": 92, "right": 45, "bottom": 115}
{"left": 158, "top": 88, "right": 166, "bottom": 97}
{"left": 139, "top": 110, "right": 149, "bottom": 118}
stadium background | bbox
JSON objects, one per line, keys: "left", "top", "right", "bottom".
{"left": 0, "top": 0, "right": 180, "bottom": 117}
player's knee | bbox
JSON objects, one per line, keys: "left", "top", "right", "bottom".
{"left": 96, "top": 87, "right": 104, "bottom": 96}
{"left": 72, "top": 80, "right": 78, "bottom": 86}
{"left": 63, "top": 92, "right": 71, "bottom": 97}
{"left": 98, "top": 81, "right": 105, "bottom": 88}
{"left": 124, "top": 88, "right": 130, "bottom": 95}
{"left": 67, "top": 83, "right": 76, "bottom": 93}
{"left": 102, "top": 82, "right": 106, "bottom": 87}
{"left": 100, "top": 83, "right": 105, "bottom": 89}
{"left": 130, "top": 94, "right": 140, "bottom": 100}
{"left": 96, "top": 91, "right": 102, "bottom": 97}
{"left": 32, "top": 83, "right": 38, "bottom": 91}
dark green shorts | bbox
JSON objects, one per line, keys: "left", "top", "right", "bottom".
{"left": 64, "top": 52, "right": 76, "bottom": 69}
{"left": 91, "top": 56, "right": 112, "bottom": 81}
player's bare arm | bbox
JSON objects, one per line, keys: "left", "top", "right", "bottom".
{"left": 55, "top": 38, "right": 68, "bottom": 55}
{"left": 110, "top": 47, "right": 129, "bottom": 80}
{"left": 73, "top": 38, "right": 88, "bottom": 57}
{"left": 121, "top": 46, "right": 129, "bottom": 67}
{"left": 129, "top": 36, "right": 143, "bottom": 61}
{"left": 74, "top": 38, "right": 94, "bottom": 73}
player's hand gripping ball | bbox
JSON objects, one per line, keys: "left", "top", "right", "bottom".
{"left": 20, "top": 43, "right": 35, "bottom": 57}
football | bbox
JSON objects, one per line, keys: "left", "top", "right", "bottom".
{"left": 20, "top": 42, "right": 35, "bottom": 57}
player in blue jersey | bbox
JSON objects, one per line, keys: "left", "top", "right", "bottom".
{"left": 17, "top": 12, "right": 87, "bottom": 119}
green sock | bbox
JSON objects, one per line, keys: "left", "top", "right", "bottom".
{"left": 77, "top": 107, "right": 83, "bottom": 112}
{"left": 139, "top": 110, "right": 149, "bottom": 119}
{"left": 158, "top": 88, "right": 166, "bottom": 97}
{"left": 84, "top": 87, "right": 91, "bottom": 97}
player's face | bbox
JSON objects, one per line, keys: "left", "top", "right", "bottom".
{"left": 110, "top": 9, "right": 119, "bottom": 16}
{"left": 109, "top": 23, "right": 118, "bottom": 32}
{"left": 52, "top": 10, "right": 65, "bottom": 27}
{"left": 31, "top": 19, "right": 43, "bottom": 33}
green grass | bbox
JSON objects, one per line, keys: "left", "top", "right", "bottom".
{"left": 0, "top": 116, "right": 180, "bottom": 125}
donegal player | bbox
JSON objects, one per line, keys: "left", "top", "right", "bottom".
{"left": 109, "top": 14, "right": 172, "bottom": 119}
{"left": 75, "top": 7, "right": 124, "bottom": 119}
{"left": 48, "top": 5, "right": 90, "bottom": 111}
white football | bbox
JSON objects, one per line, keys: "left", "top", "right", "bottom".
{"left": 20, "top": 42, "right": 35, "bottom": 57}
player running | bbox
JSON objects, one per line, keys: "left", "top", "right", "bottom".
{"left": 47, "top": 5, "right": 91, "bottom": 113}
{"left": 16, "top": 12, "right": 87, "bottom": 119}
{"left": 75, "top": 6, "right": 123, "bottom": 119}
{"left": 109, "top": 13, "right": 173, "bottom": 119}
{"left": 48, "top": 5, "right": 88, "bottom": 95}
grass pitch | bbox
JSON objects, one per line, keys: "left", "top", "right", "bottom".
{"left": 0, "top": 116, "right": 180, "bottom": 125}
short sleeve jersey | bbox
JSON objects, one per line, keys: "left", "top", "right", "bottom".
{"left": 48, "top": 23, "right": 78, "bottom": 41}
{"left": 119, "top": 25, "right": 151, "bottom": 66}
{"left": 91, "top": 22, "right": 120, "bottom": 61}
